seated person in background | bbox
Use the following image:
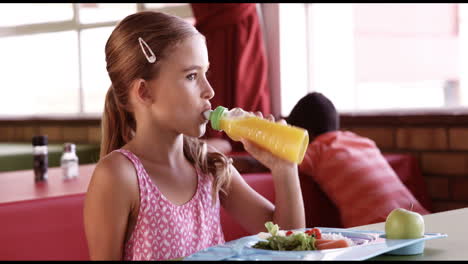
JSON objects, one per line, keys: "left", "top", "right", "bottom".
{"left": 286, "top": 92, "right": 429, "bottom": 227}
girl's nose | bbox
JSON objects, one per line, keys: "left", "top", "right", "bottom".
{"left": 202, "top": 80, "right": 215, "bottom": 100}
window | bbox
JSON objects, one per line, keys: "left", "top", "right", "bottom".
{"left": 278, "top": 4, "right": 309, "bottom": 118}
{"left": 279, "top": 3, "right": 464, "bottom": 116}
{"left": 0, "top": 3, "right": 193, "bottom": 117}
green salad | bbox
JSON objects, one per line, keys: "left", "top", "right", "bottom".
{"left": 252, "top": 222, "right": 317, "bottom": 251}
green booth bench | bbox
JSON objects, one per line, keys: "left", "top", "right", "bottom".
{"left": 0, "top": 143, "right": 100, "bottom": 172}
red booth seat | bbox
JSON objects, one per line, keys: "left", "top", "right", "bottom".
{"left": 0, "top": 195, "right": 88, "bottom": 260}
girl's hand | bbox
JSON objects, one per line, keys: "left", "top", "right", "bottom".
{"left": 240, "top": 112, "right": 296, "bottom": 174}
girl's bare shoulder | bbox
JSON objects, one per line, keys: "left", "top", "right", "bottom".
{"left": 89, "top": 151, "right": 138, "bottom": 192}
{"left": 84, "top": 151, "right": 139, "bottom": 227}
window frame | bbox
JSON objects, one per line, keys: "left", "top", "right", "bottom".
{"left": 0, "top": 3, "right": 193, "bottom": 118}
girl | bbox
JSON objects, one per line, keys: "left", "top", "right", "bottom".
{"left": 83, "top": 11, "right": 305, "bottom": 261}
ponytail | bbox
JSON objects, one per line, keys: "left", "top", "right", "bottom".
{"left": 100, "top": 85, "right": 136, "bottom": 159}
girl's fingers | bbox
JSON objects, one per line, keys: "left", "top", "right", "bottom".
{"left": 278, "top": 118, "right": 287, "bottom": 125}
{"left": 240, "top": 138, "right": 272, "bottom": 165}
{"left": 255, "top": 111, "right": 263, "bottom": 118}
{"left": 241, "top": 138, "right": 259, "bottom": 156}
{"left": 266, "top": 114, "right": 275, "bottom": 122}
{"left": 240, "top": 137, "right": 296, "bottom": 171}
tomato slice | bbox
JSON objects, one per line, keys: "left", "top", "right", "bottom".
{"left": 311, "top": 228, "right": 322, "bottom": 239}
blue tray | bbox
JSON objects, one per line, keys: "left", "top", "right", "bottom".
{"left": 184, "top": 227, "right": 447, "bottom": 261}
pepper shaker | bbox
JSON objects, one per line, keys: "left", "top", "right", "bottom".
{"left": 32, "top": 135, "right": 48, "bottom": 182}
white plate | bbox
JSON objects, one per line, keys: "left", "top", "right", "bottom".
{"left": 184, "top": 227, "right": 447, "bottom": 261}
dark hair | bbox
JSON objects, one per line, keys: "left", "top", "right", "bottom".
{"left": 286, "top": 92, "right": 340, "bottom": 140}
{"left": 100, "top": 11, "right": 231, "bottom": 203}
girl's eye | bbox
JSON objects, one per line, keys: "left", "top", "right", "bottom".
{"left": 186, "top": 73, "right": 197, "bottom": 81}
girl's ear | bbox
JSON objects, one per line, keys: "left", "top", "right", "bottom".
{"left": 132, "top": 79, "right": 155, "bottom": 106}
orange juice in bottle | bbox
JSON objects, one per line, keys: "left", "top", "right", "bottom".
{"left": 204, "top": 106, "right": 309, "bottom": 164}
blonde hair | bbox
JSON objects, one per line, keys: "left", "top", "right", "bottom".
{"left": 100, "top": 11, "right": 231, "bottom": 203}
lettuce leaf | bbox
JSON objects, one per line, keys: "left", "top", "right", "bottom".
{"left": 253, "top": 222, "right": 317, "bottom": 251}
{"left": 265, "top": 221, "right": 279, "bottom": 236}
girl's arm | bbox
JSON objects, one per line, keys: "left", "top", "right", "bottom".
{"left": 221, "top": 138, "right": 306, "bottom": 234}
{"left": 83, "top": 153, "right": 138, "bottom": 260}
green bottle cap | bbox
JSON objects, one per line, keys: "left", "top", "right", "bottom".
{"left": 209, "top": 106, "right": 227, "bottom": 131}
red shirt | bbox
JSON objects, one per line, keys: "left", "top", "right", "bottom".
{"left": 299, "top": 131, "right": 429, "bottom": 228}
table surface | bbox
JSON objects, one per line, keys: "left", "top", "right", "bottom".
{"left": 0, "top": 152, "right": 421, "bottom": 205}
{"left": 0, "top": 164, "right": 95, "bottom": 205}
{"left": 352, "top": 207, "right": 468, "bottom": 261}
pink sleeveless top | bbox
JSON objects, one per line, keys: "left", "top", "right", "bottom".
{"left": 115, "top": 149, "right": 225, "bottom": 260}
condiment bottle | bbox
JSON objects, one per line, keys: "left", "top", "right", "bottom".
{"left": 32, "top": 135, "right": 48, "bottom": 182}
{"left": 61, "top": 143, "right": 79, "bottom": 180}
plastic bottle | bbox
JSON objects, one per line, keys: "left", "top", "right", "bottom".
{"left": 32, "top": 135, "right": 48, "bottom": 182}
{"left": 61, "top": 143, "right": 79, "bottom": 180}
{"left": 204, "top": 106, "right": 309, "bottom": 164}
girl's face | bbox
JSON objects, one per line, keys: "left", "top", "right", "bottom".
{"left": 147, "top": 34, "right": 214, "bottom": 138}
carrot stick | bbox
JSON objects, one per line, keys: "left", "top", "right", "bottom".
{"left": 315, "top": 239, "right": 336, "bottom": 245}
{"left": 315, "top": 239, "right": 350, "bottom": 250}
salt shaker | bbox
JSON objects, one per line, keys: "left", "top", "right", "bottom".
{"left": 61, "top": 143, "right": 79, "bottom": 180}
{"left": 32, "top": 135, "right": 48, "bottom": 182}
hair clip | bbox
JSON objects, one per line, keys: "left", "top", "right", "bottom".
{"left": 138, "top": 37, "right": 156, "bottom": 63}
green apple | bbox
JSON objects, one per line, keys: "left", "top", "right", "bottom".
{"left": 385, "top": 207, "right": 425, "bottom": 239}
